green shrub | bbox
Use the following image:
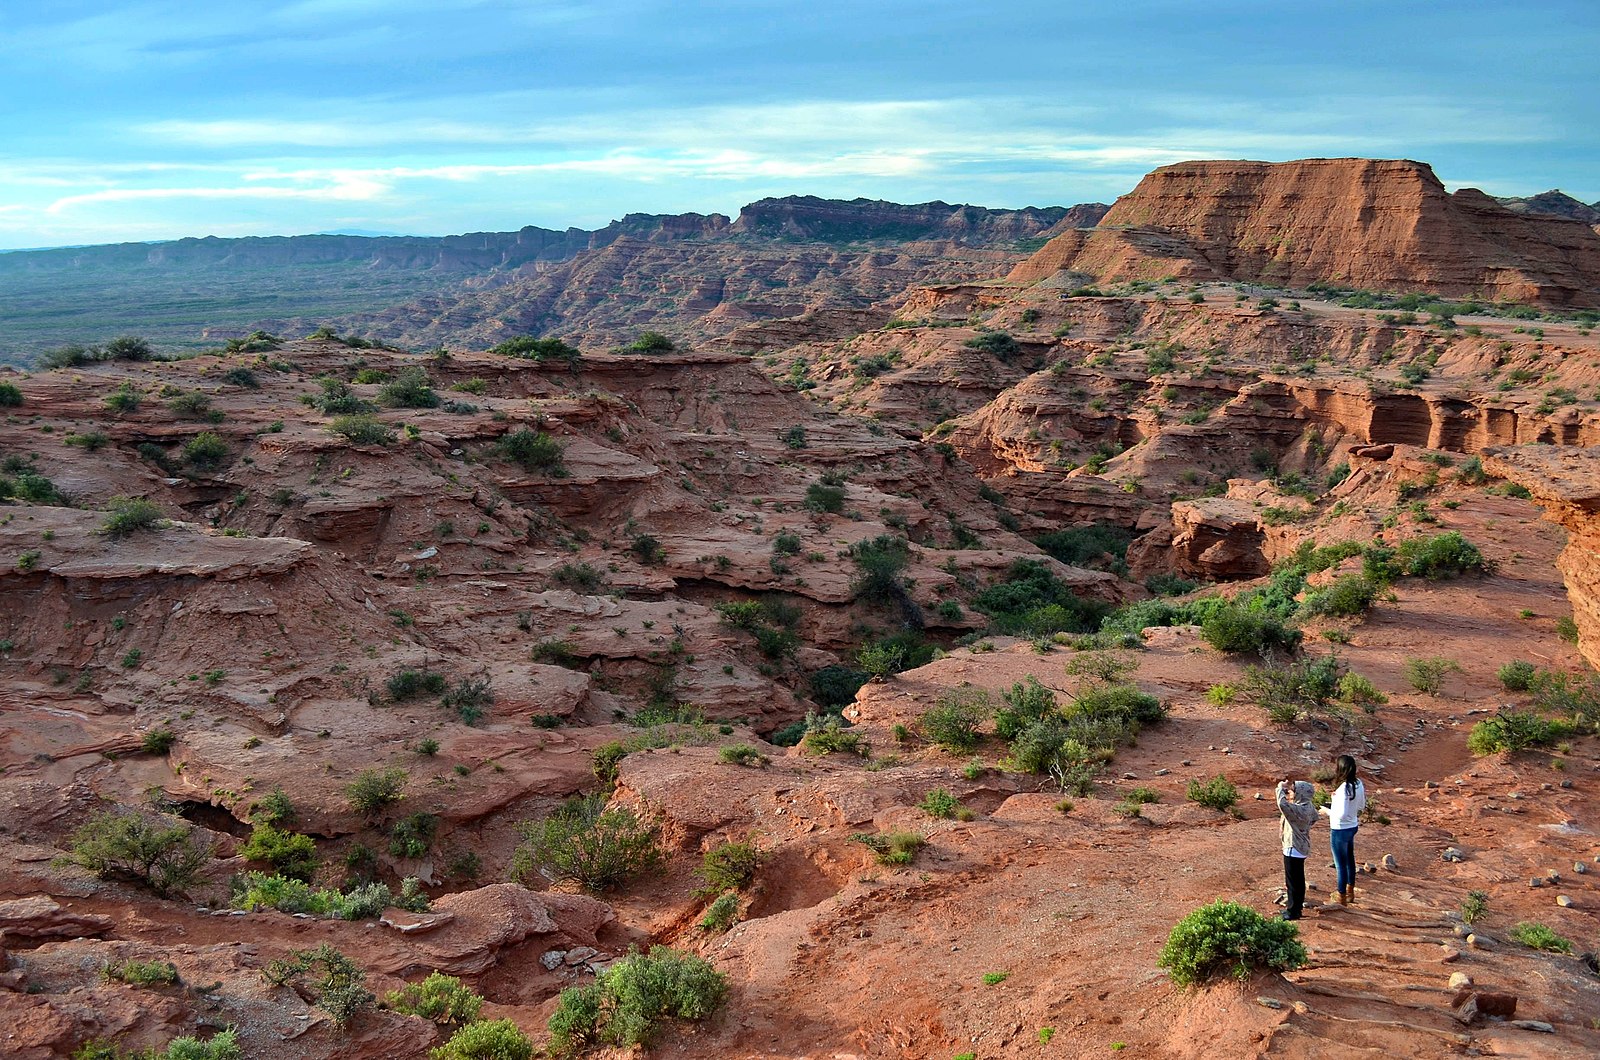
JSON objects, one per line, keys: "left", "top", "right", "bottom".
{"left": 328, "top": 414, "right": 394, "bottom": 444}
{"left": 1201, "top": 602, "right": 1301, "bottom": 656}
{"left": 0, "top": 382, "right": 22, "bottom": 406}
{"left": 1404, "top": 656, "right": 1462, "bottom": 695}
{"left": 974, "top": 559, "right": 1109, "bottom": 635}
{"left": 1157, "top": 900, "right": 1307, "bottom": 987}
{"left": 377, "top": 367, "right": 440, "bottom": 409}
{"left": 848, "top": 534, "right": 912, "bottom": 604}
{"left": 513, "top": 794, "right": 662, "bottom": 891}
{"left": 1460, "top": 890, "right": 1489, "bottom": 925}
{"left": 545, "top": 947, "right": 725, "bottom": 1056}
{"left": 100, "top": 496, "right": 165, "bottom": 537}
{"left": 1466, "top": 710, "right": 1573, "bottom": 755}
{"left": 773, "top": 531, "right": 802, "bottom": 556}
{"left": 496, "top": 428, "right": 564, "bottom": 473}
{"left": 1206, "top": 683, "right": 1237, "bottom": 707}
{"left": 167, "top": 391, "right": 214, "bottom": 419}
{"left": 389, "top": 812, "right": 440, "bottom": 858}
{"left": 630, "top": 533, "right": 665, "bottom": 565}
{"left": 387, "top": 669, "right": 447, "bottom": 701}
{"left": 387, "top": 972, "right": 484, "bottom": 1027}
{"left": 920, "top": 687, "right": 989, "bottom": 752}
{"left": 800, "top": 716, "right": 866, "bottom": 756}
{"left": 64, "top": 811, "right": 211, "bottom": 897}
{"left": 717, "top": 743, "right": 768, "bottom": 767}
{"left": 1392, "top": 532, "right": 1489, "bottom": 578}
{"left": 102, "top": 959, "right": 180, "bottom": 986}
{"left": 441, "top": 676, "right": 494, "bottom": 724}
{"left": 918, "top": 788, "right": 972, "bottom": 820}
{"left": 182, "top": 431, "right": 228, "bottom": 470}
{"left": 623, "top": 331, "right": 676, "bottom": 354}
{"left": 1509, "top": 922, "right": 1572, "bottom": 953}
{"left": 1497, "top": 660, "right": 1537, "bottom": 692}
{"left": 803, "top": 482, "right": 845, "bottom": 513}
{"left": 490, "top": 335, "right": 582, "bottom": 364}
{"left": 1336, "top": 673, "right": 1388, "bottom": 712}
{"left": 240, "top": 824, "right": 318, "bottom": 882}
{"left": 695, "top": 841, "right": 761, "bottom": 893}
{"left": 1186, "top": 775, "right": 1238, "bottom": 810}
{"left": 432, "top": 1019, "right": 535, "bottom": 1060}
{"left": 104, "top": 383, "right": 143, "bottom": 413}
{"left": 140, "top": 725, "right": 176, "bottom": 754}
{"left": 232, "top": 871, "right": 404, "bottom": 920}
{"left": 993, "top": 676, "right": 1057, "bottom": 740}
{"left": 1300, "top": 573, "right": 1378, "bottom": 619}
{"left": 104, "top": 336, "right": 153, "bottom": 361}
{"left": 851, "top": 831, "right": 925, "bottom": 866}
{"left": 699, "top": 892, "right": 740, "bottom": 933}
{"left": 221, "top": 366, "right": 260, "bottom": 388}
{"left": 1556, "top": 615, "right": 1580, "bottom": 643}
{"left": 346, "top": 766, "right": 407, "bottom": 817}
{"left": 264, "top": 944, "right": 373, "bottom": 1026}
{"left": 1244, "top": 656, "right": 1342, "bottom": 723}
{"left": 810, "top": 665, "right": 868, "bottom": 708}
{"left": 964, "top": 331, "right": 1020, "bottom": 359}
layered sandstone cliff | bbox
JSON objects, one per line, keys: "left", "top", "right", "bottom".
{"left": 1012, "top": 158, "right": 1600, "bottom": 306}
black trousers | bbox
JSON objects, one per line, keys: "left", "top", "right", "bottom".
{"left": 1283, "top": 855, "right": 1306, "bottom": 918}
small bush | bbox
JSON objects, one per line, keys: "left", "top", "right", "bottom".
{"left": 100, "top": 496, "right": 165, "bottom": 537}
{"left": 918, "top": 788, "right": 973, "bottom": 820}
{"left": 491, "top": 335, "right": 583, "bottom": 364}
{"left": 64, "top": 811, "right": 211, "bottom": 897}
{"left": 717, "top": 743, "right": 768, "bottom": 767}
{"left": 623, "top": 331, "right": 676, "bottom": 354}
{"left": 387, "top": 971, "right": 485, "bottom": 1027}
{"left": 545, "top": 947, "right": 725, "bottom": 1056}
{"left": 432, "top": 1019, "right": 535, "bottom": 1060}
{"left": 1509, "top": 922, "right": 1572, "bottom": 953}
{"left": 851, "top": 830, "right": 925, "bottom": 866}
{"left": 264, "top": 944, "right": 373, "bottom": 1026}
{"left": 1392, "top": 532, "right": 1489, "bottom": 578}
{"left": 1466, "top": 710, "right": 1573, "bottom": 755}
{"left": 1245, "top": 656, "right": 1342, "bottom": 723}
{"left": 387, "top": 669, "right": 447, "bottom": 701}
{"left": 1336, "top": 673, "right": 1388, "bottom": 712}
{"left": 389, "top": 812, "right": 440, "bottom": 858}
{"left": 1404, "top": 656, "right": 1462, "bottom": 695}
{"left": 964, "top": 330, "right": 1020, "bottom": 359}
{"left": 1300, "top": 573, "right": 1378, "bottom": 619}
{"left": 240, "top": 824, "right": 318, "bottom": 882}
{"left": 1497, "top": 660, "right": 1537, "bottom": 692}
{"left": 1206, "top": 683, "right": 1237, "bottom": 707}
{"left": 346, "top": 766, "right": 407, "bottom": 817}
{"left": 803, "top": 482, "right": 845, "bottom": 513}
{"left": 1186, "top": 775, "right": 1238, "bottom": 811}
{"left": 810, "top": 664, "right": 869, "bottom": 708}
{"left": 441, "top": 677, "right": 494, "bottom": 724}
{"left": 141, "top": 725, "right": 176, "bottom": 754}
{"left": 699, "top": 892, "right": 739, "bottom": 933}
{"left": 182, "top": 431, "right": 228, "bottom": 470}
{"left": 377, "top": 367, "right": 440, "bottom": 409}
{"left": 513, "top": 794, "right": 662, "bottom": 891}
{"left": 328, "top": 414, "right": 394, "bottom": 445}
{"left": 0, "top": 382, "right": 22, "bottom": 406}
{"left": 1459, "top": 890, "right": 1489, "bottom": 925}
{"left": 993, "top": 676, "right": 1057, "bottom": 740}
{"left": 1201, "top": 602, "right": 1301, "bottom": 656}
{"left": 800, "top": 717, "right": 866, "bottom": 756}
{"left": 695, "top": 841, "right": 761, "bottom": 893}
{"left": 104, "top": 383, "right": 143, "bottom": 413}
{"left": 1556, "top": 615, "right": 1580, "bottom": 643}
{"left": 1157, "top": 900, "right": 1307, "bottom": 987}
{"left": 497, "top": 428, "right": 564, "bottom": 473}
{"left": 921, "top": 687, "right": 989, "bottom": 752}
{"left": 102, "top": 959, "right": 180, "bottom": 986}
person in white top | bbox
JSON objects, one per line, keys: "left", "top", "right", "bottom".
{"left": 1320, "top": 754, "right": 1366, "bottom": 905}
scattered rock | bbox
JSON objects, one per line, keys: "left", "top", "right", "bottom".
{"left": 1448, "top": 972, "right": 1472, "bottom": 990}
{"left": 1440, "top": 948, "right": 1462, "bottom": 963}
{"left": 1301, "top": 741, "right": 1314, "bottom": 750}
{"left": 1154, "top": 768, "right": 1169, "bottom": 777}
{"left": 564, "top": 946, "right": 599, "bottom": 966}
{"left": 1256, "top": 997, "right": 1284, "bottom": 1010}
{"left": 1576, "top": 862, "right": 1589, "bottom": 875}
{"left": 1381, "top": 854, "right": 1398, "bottom": 870}
{"left": 1556, "top": 895, "right": 1574, "bottom": 907}
{"left": 540, "top": 951, "right": 566, "bottom": 971}
{"left": 1508, "top": 1021, "right": 1554, "bottom": 1033}
{"left": 1441, "top": 847, "right": 1466, "bottom": 862}
{"left": 1530, "top": 877, "right": 1544, "bottom": 888}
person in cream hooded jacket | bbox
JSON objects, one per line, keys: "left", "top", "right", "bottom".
{"left": 1276, "top": 779, "right": 1317, "bottom": 919}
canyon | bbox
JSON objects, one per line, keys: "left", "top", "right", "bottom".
{"left": 1, "top": 157, "right": 1599, "bottom": 1058}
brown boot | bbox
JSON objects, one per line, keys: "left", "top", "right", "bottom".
{"left": 1337, "top": 887, "right": 1349, "bottom": 906}
{"left": 1346, "top": 885, "right": 1356, "bottom": 906}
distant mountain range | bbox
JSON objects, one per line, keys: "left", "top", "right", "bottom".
{"left": 0, "top": 196, "right": 1106, "bottom": 364}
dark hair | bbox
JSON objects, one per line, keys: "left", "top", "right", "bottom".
{"left": 1334, "top": 754, "right": 1359, "bottom": 799}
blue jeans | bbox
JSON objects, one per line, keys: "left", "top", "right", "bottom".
{"left": 1331, "top": 826, "right": 1358, "bottom": 892}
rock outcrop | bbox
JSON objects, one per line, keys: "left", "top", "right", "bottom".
{"left": 1484, "top": 444, "right": 1600, "bottom": 668}
{"left": 1012, "top": 158, "right": 1600, "bottom": 306}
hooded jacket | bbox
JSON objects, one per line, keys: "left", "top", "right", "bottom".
{"left": 1277, "top": 780, "right": 1317, "bottom": 856}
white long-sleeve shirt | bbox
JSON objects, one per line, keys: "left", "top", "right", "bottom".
{"left": 1327, "top": 779, "right": 1366, "bottom": 829}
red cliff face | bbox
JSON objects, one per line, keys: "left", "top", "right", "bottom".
{"left": 1012, "top": 158, "right": 1600, "bottom": 306}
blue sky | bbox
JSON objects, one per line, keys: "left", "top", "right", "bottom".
{"left": 1, "top": 0, "right": 1595, "bottom": 249}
